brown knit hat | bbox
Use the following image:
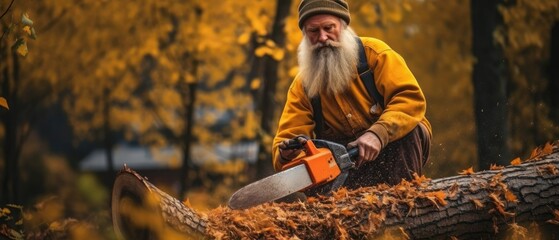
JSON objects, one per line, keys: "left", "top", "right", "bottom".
{"left": 298, "top": 0, "right": 350, "bottom": 29}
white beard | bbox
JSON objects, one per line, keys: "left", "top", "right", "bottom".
{"left": 297, "top": 27, "right": 359, "bottom": 98}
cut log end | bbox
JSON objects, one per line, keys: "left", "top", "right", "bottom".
{"left": 111, "top": 166, "right": 207, "bottom": 240}
{"left": 111, "top": 167, "right": 162, "bottom": 240}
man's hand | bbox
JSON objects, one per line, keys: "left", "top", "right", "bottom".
{"left": 278, "top": 136, "right": 308, "bottom": 164}
{"left": 347, "top": 131, "right": 382, "bottom": 167}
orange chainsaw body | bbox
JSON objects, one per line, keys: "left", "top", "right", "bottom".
{"left": 281, "top": 140, "right": 341, "bottom": 187}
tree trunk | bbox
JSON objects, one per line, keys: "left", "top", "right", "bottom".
{"left": 178, "top": 4, "right": 202, "bottom": 200}
{"left": 1, "top": 49, "right": 20, "bottom": 204}
{"left": 112, "top": 142, "right": 559, "bottom": 239}
{"left": 255, "top": 0, "right": 292, "bottom": 179}
{"left": 548, "top": 22, "right": 559, "bottom": 124}
{"left": 471, "top": 0, "right": 511, "bottom": 170}
{"left": 103, "top": 88, "right": 115, "bottom": 189}
{"left": 179, "top": 81, "right": 197, "bottom": 199}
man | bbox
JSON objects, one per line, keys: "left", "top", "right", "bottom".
{"left": 272, "top": 0, "right": 432, "bottom": 193}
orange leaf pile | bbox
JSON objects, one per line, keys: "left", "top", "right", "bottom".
{"left": 205, "top": 177, "right": 452, "bottom": 239}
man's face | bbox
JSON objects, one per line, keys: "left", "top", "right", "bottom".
{"left": 303, "top": 14, "right": 342, "bottom": 46}
{"left": 298, "top": 14, "right": 357, "bottom": 98}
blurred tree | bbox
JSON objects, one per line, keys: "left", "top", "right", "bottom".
{"left": 0, "top": 0, "right": 43, "bottom": 204}
{"left": 24, "top": 0, "right": 283, "bottom": 197}
{"left": 253, "top": 0, "right": 291, "bottom": 178}
{"left": 471, "top": 0, "right": 511, "bottom": 170}
{"left": 497, "top": 0, "right": 559, "bottom": 158}
{"left": 550, "top": 23, "right": 559, "bottom": 121}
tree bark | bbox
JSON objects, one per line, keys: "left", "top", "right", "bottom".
{"left": 112, "top": 143, "right": 559, "bottom": 239}
{"left": 471, "top": 0, "right": 511, "bottom": 170}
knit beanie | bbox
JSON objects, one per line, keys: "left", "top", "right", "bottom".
{"left": 298, "top": 0, "right": 350, "bottom": 29}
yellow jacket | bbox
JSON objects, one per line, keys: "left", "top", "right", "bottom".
{"left": 272, "top": 37, "right": 432, "bottom": 171}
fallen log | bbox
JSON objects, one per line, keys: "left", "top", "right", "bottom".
{"left": 112, "top": 142, "right": 559, "bottom": 239}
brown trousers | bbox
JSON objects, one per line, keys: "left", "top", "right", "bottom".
{"left": 344, "top": 123, "right": 431, "bottom": 188}
{"left": 304, "top": 123, "right": 431, "bottom": 196}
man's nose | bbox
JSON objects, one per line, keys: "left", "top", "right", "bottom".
{"left": 318, "top": 30, "right": 329, "bottom": 43}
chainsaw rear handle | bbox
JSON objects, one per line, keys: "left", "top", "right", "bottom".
{"left": 347, "top": 147, "right": 359, "bottom": 160}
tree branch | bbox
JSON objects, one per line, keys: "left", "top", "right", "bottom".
{"left": 0, "top": 0, "right": 15, "bottom": 20}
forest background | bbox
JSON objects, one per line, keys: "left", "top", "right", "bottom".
{"left": 1, "top": 0, "right": 558, "bottom": 239}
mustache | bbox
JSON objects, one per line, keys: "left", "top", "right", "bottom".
{"left": 311, "top": 40, "right": 342, "bottom": 51}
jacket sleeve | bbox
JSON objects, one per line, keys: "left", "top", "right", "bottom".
{"left": 272, "top": 77, "right": 315, "bottom": 171}
{"left": 364, "top": 38, "right": 427, "bottom": 148}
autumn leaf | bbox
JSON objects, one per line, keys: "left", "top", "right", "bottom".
{"left": 490, "top": 164, "right": 504, "bottom": 170}
{"left": 539, "top": 164, "right": 559, "bottom": 175}
{"left": 425, "top": 191, "right": 447, "bottom": 207}
{"left": 335, "top": 220, "right": 349, "bottom": 239}
{"left": 448, "top": 183, "right": 460, "bottom": 198}
{"left": 529, "top": 147, "right": 540, "bottom": 159}
{"left": 23, "top": 26, "right": 32, "bottom": 36}
{"left": 471, "top": 198, "right": 484, "bottom": 209}
{"left": 458, "top": 167, "right": 475, "bottom": 175}
{"left": 339, "top": 208, "right": 355, "bottom": 217}
{"left": 504, "top": 190, "right": 518, "bottom": 203}
{"left": 363, "top": 194, "right": 378, "bottom": 205}
{"left": 232, "top": 215, "right": 245, "bottom": 224}
{"left": 489, "top": 193, "right": 515, "bottom": 218}
{"left": 11, "top": 38, "right": 28, "bottom": 57}
{"left": 527, "top": 142, "right": 552, "bottom": 160}
{"left": 542, "top": 142, "right": 553, "bottom": 155}
{"left": 510, "top": 157, "right": 522, "bottom": 166}
{"left": 286, "top": 219, "right": 298, "bottom": 229}
{"left": 547, "top": 209, "right": 559, "bottom": 225}
{"left": 411, "top": 173, "right": 430, "bottom": 186}
{"left": 306, "top": 196, "right": 318, "bottom": 204}
{"left": 334, "top": 187, "right": 349, "bottom": 200}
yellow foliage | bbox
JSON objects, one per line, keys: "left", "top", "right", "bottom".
{"left": 237, "top": 31, "right": 251, "bottom": 45}
{"left": 250, "top": 78, "right": 261, "bottom": 90}
{"left": 16, "top": 40, "right": 29, "bottom": 56}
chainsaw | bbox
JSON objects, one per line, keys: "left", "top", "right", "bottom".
{"left": 228, "top": 139, "right": 358, "bottom": 210}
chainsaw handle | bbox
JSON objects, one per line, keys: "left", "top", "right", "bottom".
{"left": 283, "top": 136, "right": 310, "bottom": 150}
{"left": 284, "top": 141, "right": 303, "bottom": 150}
{"left": 347, "top": 147, "right": 359, "bottom": 160}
